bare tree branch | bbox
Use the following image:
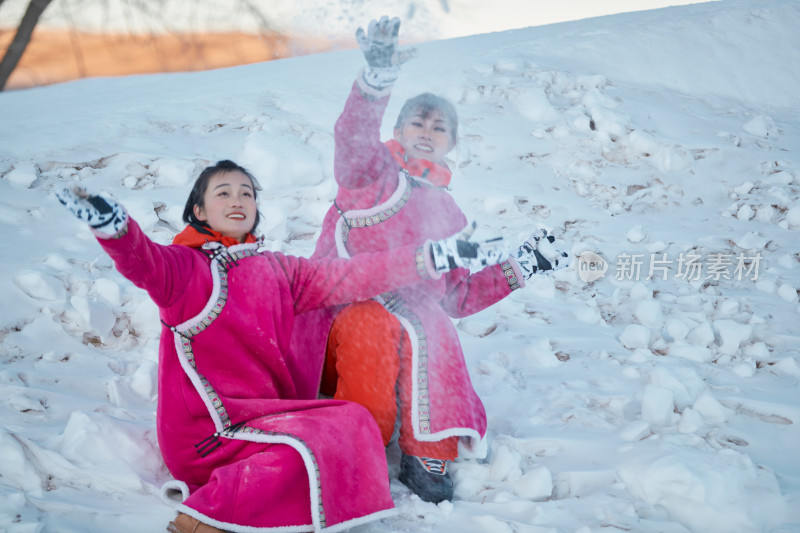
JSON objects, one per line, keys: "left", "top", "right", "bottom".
{"left": 0, "top": 0, "right": 55, "bottom": 91}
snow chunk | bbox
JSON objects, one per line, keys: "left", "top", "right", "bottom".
{"left": 512, "top": 466, "right": 553, "bottom": 501}
{"left": 70, "top": 296, "right": 117, "bottom": 340}
{"left": 785, "top": 206, "right": 800, "bottom": 228}
{"left": 618, "top": 447, "right": 786, "bottom": 533}
{"left": 634, "top": 299, "right": 663, "bottom": 328}
{"left": 524, "top": 337, "right": 561, "bottom": 368}
{"left": 713, "top": 319, "right": 752, "bottom": 356}
{"left": 620, "top": 324, "right": 651, "bottom": 349}
{"left": 488, "top": 444, "right": 522, "bottom": 482}
{"left": 151, "top": 158, "right": 193, "bottom": 187}
{"left": 777, "top": 283, "right": 798, "bottom": 303}
{"left": 626, "top": 225, "right": 647, "bottom": 243}
{"left": 5, "top": 163, "right": 38, "bottom": 189}
{"left": 620, "top": 420, "right": 651, "bottom": 441}
{"left": 693, "top": 392, "right": 732, "bottom": 424}
{"left": 734, "top": 231, "right": 767, "bottom": 250}
{"left": 641, "top": 385, "right": 675, "bottom": 426}
{"left": 666, "top": 318, "right": 690, "bottom": 341}
{"left": 630, "top": 282, "right": 652, "bottom": 300}
{"left": 0, "top": 428, "right": 42, "bottom": 492}
{"left": 13, "top": 271, "right": 66, "bottom": 302}
{"left": 687, "top": 321, "right": 714, "bottom": 347}
{"left": 742, "top": 115, "right": 777, "bottom": 138}
{"left": 669, "top": 344, "right": 714, "bottom": 363}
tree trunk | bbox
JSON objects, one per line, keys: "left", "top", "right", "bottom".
{"left": 0, "top": 0, "right": 54, "bottom": 91}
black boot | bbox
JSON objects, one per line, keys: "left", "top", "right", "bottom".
{"left": 398, "top": 454, "right": 454, "bottom": 503}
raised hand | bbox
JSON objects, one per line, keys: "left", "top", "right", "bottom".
{"left": 57, "top": 185, "right": 127, "bottom": 236}
{"left": 355, "top": 16, "right": 417, "bottom": 91}
{"left": 514, "top": 229, "right": 570, "bottom": 279}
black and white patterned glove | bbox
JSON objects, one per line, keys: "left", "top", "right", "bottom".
{"left": 515, "top": 229, "right": 570, "bottom": 279}
{"left": 430, "top": 225, "right": 506, "bottom": 274}
{"left": 356, "top": 16, "right": 416, "bottom": 91}
{"left": 56, "top": 185, "right": 127, "bottom": 237}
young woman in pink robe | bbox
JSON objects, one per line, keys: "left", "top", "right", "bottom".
{"left": 292, "top": 17, "right": 568, "bottom": 504}
{"left": 57, "top": 159, "right": 486, "bottom": 533}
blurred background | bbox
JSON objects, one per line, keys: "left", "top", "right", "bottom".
{"left": 0, "top": 0, "right": 710, "bottom": 91}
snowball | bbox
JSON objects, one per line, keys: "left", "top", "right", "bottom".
{"left": 626, "top": 225, "right": 647, "bottom": 243}
{"left": 620, "top": 324, "right": 651, "bottom": 349}
{"left": 736, "top": 204, "right": 754, "bottom": 220}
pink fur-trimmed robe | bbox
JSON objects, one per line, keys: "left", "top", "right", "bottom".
{"left": 97, "top": 217, "right": 441, "bottom": 532}
{"left": 294, "top": 79, "right": 526, "bottom": 458}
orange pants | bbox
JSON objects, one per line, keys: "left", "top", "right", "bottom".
{"left": 321, "top": 300, "right": 458, "bottom": 461}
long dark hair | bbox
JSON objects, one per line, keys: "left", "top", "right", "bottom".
{"left": 182, "top": 160, "right": 262, "bottom": 234}
{"left": 394, "top": 93, "right": 459, "bottom": 144}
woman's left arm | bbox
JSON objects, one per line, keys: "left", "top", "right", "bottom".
{"left": 439, "top": 260, "right": 525, "bottom": 318}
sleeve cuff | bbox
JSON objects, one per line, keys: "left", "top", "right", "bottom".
{"left": 418, "top": 241, "right": 443, "bottom": 280}
{"left": 355, "top": 68, "right": 395, "bottom": 100}
{"left": 501, "top": 258, "right": 525, "bottom": 291}
{"left": 91, "top": 209, "right": 130, "bottom": 240}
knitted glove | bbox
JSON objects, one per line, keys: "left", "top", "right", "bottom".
{"left": 430, "top": 225, "right": 506, "bottom": 274}
{"left": 515, "top": 229, "right": 570, "bottom": 279}
{"left": 356, "top": 16, "right": 416, "bottom": 91}
{"left": 57, "top": 185, "right": 127, "bottom": 237}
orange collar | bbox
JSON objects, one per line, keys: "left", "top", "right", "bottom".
{"left": 385, "top": 139, "right": 452, "bottom": 187}
{"left": 172, "top": 223, "right": 257, "bottom": 248}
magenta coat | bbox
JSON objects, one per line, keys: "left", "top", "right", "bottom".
{"left": 97, "top": 217, "right": 441, "bottom": 532}
{"left": 295, "top": 79, "right": 525, "bottom": 457}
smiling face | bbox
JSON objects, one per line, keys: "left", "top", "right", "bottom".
{"left": 393, "top": 107, "right": 456, "bottom": 163}
{"left": 192, "top": 170, "right": 257, "bottom": 243}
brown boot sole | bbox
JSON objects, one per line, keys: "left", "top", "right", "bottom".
{"left": 166, "top": 512, "right": 226, "bottom": 533}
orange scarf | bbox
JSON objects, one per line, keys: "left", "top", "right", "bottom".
{"left": 384, "top": 139, "right": 452, "bottom": 187}
{"left": 172, "top": 223, "right": 258, "bottom": 248}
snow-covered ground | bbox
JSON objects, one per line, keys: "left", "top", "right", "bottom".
{"left": 2, "top": 0, "right": 799, "bottom": 532}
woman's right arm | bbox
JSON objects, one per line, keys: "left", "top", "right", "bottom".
{"left": 334, "top": 16, "right": 413, "bottom": 191}
{"left": 96, "top": 217, "right": 195, "bottom": 309}
{"left": 57, "top": 186, "right": 193, "bottom": 308}
{"left": 333, "top": 78, "right": 396, "bottom": 190}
